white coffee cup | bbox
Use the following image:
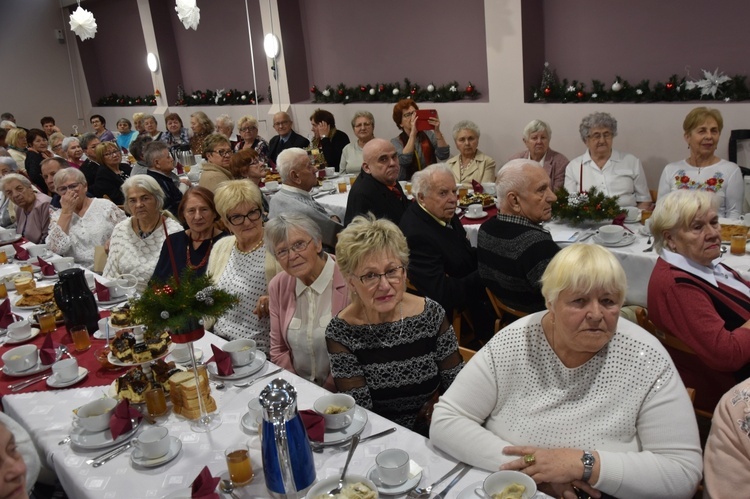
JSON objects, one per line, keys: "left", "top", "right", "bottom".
{"left": 375, "top": 449, "right": 410, "bottom": 486}
{"left": 246, "top": 397, "right": 262, "bottom": 429}
{"left": 625, "top": 206, "right": 640, "bottom": 221}
{"left": 597, "top": 225, "right": 624, "bottom": 244}
{"left": 52, "top": 358, "right": 79, "bottom": 382}
{"left": 222, "top": 339, "right": 256, "bottom": 367}
{"left": 2, "top": 345, "right": 38, "bottom": 372}
{"left": 265, "top": 180, "right": 279, "bottom": 191}
{"left": 104, "top": 282, "right": 125, "bottom": 298}
{"left": 321, "top": 180, "right": 335, "bottom": 191}
{"left": 467, "top": 203, "right": 483, "bottom": 217}
{"left": 171, "top": 344, "right": 191, "bottom": 363}
{"left": 314, "top": 393, "right": 356, "bottom": 430}
{"left": 481, "top": 182, "right": 497, "bottom": 195}
{"left": 52, "top": 257, "right": 74, "bottom": 272}
{"left": 7, "top": 320, "right": 32, "bottom": 340}
{"left": 742, "top": 213, "right": 750, "bottom": 227}
{"left": 75, "top": 397, "right": 118, "bottom": 432}
{"left": 27, "top": 244, "right": 49, "bottom": 258}
{"left": 325, "top": 167, "right": 335, "bottom": 177}
{"left": 132, "top": 426, "right": 170, "bottom": 459}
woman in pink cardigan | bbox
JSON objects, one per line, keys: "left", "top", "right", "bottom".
{"left": 266, "top": 213, "right": 349, "bottom": 390}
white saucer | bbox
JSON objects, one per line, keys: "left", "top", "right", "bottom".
{"left": 323, "top": 406, "right": 368, "bottom": 445}
{"left": 96, "top": 295, "right": 129, "bottom": 307}
{"left": 463, "top": 210, "right": 488, "bottom": 219}
{"left": 47, "top": 367, "right": 88, "bottom": 388}
{"left": 260, "top": 185, "right": 280, "bottom": 194}
{"left": 166, "top": 348, "right": 203, "bottom": 365}
{"left": 367, "top": 465, "right": 421, "bottom": 495}
{"left": 0, "top": 235, "right": 22, "bottom": 245}
{"left": 131, "top": 436, "right": 182, "bottom": 468}
{"left": 206, "top": 350, "right": 266, "bottom": 380}
{"left": 592, "top": 232, "right": 636, "bottom": 247}
{"left": 70, "top": 418, "right": 142, "bottom": 450}
{"left": 2, "top": 359, "right": 52, "bottom": 377}
{"left": 624, "top": 216, "right": 640, "bottom": 224}
{"left": 4, "top": 328, "right": 41, "bottom": 344}
{"left": 457, "top": 481, "right": 484, "bottom": 499}
{"left": 240, "top": 411, "right": 261, "bottom": 433}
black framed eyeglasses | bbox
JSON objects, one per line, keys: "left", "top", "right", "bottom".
{"left": 210, "top": 149, "right": 233, "bottom": 158}
{"left": 227, "top": 208, "right": 262, "bottom": 226}
{"left": 358, "top": 266, "right": 405, "bottom": 287}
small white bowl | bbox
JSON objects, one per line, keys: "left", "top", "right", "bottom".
{"left": 313, "top": 393, "right": 356, "bottom": 430}
{"left": 480, "top": 470, "right": 537, "bottom": 499}
{"left": 305, "top": 474, "right": 378, "bottom": 499}
{"left": 597, "top": 225, "right": 624, "bottom": 243}
{"left": 222, "top": 339, "right": 256, "bottom": 367}
{"left": 75, "top": 397, "right": 118, "bottom": 432}
{"left": 2, "top": 345, "right": 38, "bottom": 372}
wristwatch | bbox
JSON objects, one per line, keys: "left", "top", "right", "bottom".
{"left": 581, "top": 450, "right": 595, "bottom": 482}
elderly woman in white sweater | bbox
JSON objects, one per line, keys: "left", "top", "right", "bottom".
{"left": 430, "top": 244, "right": 702, "bottom": 499}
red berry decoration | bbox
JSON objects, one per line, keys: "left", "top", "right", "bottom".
{"left": 576, "top": 91, "right": 584, "bottom": 99}
{"left": 201, "top": 93, "right": 206, "bottom": 99}
{"left": 666, "top": 82, "right": 674, "bottom": 90}
{"left": 410, "top": 88, "right": 417, "bottom": 95}
{"left": 543, "top": 87, "right": 552, "bottom": 96}
{"left": 310, "top": 86, "right": 317, "bottom": 93}
{"left": 337, "top": 89, "right": 344, "bottom": 96}
{"left": 360, "top": 86, "right": 366, "bottom": 92}
{"left": 226, "top": 92, "right": 231, "bottom": 97}
{"left": 379, "top": 85, "right": 385, "bottom": 92}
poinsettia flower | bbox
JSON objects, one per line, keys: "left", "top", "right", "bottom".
{"left": 69, "top": 6, "right": 97, "bottom": 41}
{"left": 175, "top": 0, "right": 200, "bottom": 30}
{"left": 685, "top": 68, "right": 730, "bottom": 98}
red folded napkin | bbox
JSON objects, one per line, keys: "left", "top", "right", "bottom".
{"left": 191, "top": 466, "right": 220, "bottom": 499}
{"left": 208, "top": 344, "right": 234, "bottom": 376}
{"left": 612, "top": 213, "right": 635, "bottom": 234}
{"left": 0, "top": 299, "right": 17, "bottom": 329}
{"left": 37, "top": 257, "right": 55, "bottom": 276}
{"left": 39, "top": 333, "right": 58, "bottom": 365}
{"left": 299, "top": 409, "right": 325, "bottom": 442}
{"left": 471, "top": 180, "right": 483, "bottom": 193}
{"left": 94, "top": 280, "right": 110, "bottom": 301}
{"left": 109, "top": 399, "right": 142, "bottom": 440}
{"left": 13, "top": 243, "right": 29, "bottom": 261}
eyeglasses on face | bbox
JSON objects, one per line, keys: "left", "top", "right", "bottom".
{"left": 210, "top": 149, "right": 233, "bottom": 158}
{"left": 273, "top": 120, "right": 291, "bottom": 128}
{"left": 227, "top": 208, "right": 262, "bottom": 226}
{"left": 358, "top": 266, "right": 405, "bottom": 287}
{"left": 57, "top": 182, "right": 81, "bottom": 194}
{"left": 588, "top": 132, "right": 613, "bottom": 141}
{"left": 104, "top": 150, "right": 121, "bottom": 157}
{"left": 239, "top": 126, "right": 258, "bottom": 133}
{"left": 275, "top": 238, "right": 313, "bottom": 260}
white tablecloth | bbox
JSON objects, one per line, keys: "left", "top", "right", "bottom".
{"left": 3, "top": 331, "right": 496, "bottom": 499}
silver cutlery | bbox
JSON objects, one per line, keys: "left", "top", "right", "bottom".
{"left": 578, "top": 232, "right": 595, "bottom": 242}
{"left": 58, "top": 436, "right": 70, "bottom": 445}
{"left": 9, "top": 373, "right": 52, "bottom": 392}
{"left": 91, "top": 443, "right": 132, "bottom": 467}
{"left": 407, "top": 461, "right": 465, "bottom": 499}
{"left": 310, "top": 427, "right": 396, "bottom": 453}
{"left": 643, "top": 244, "right": 654, "bottom": 252}
{"left": 328, "top": 434, "right": 359, "bottom": 496}
{"left": 86, "top": 440, "right": 133, "bottom": 465}
{"left": 232, "top": 367, "right": 283, "bottom": 388}
{"left": 433, "top": 464, "right": 470, "bottom": 499}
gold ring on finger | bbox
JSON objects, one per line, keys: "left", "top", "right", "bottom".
{"left": 523, "top": 454, "right": 536, "bottom": 465}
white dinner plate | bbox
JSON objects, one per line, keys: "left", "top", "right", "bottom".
{"left": 70, "top": 418, "right": 142, "bottom": 450}
{"left": 46, "top": 367, "right": 88, "bottom": 388}
{"left": 206, "top": 350, "right": 266, "bottom": 380}
{"left": 131, "top": 436, "right": 182, "bottom": 468}
{"left": 107, "top": 343, "right": 173, "bottom": 367}
{"left": 96, "top": 295, "right": 129, "bottom": 307}
{"left": 322, "top": 406, "right": 368, "bottom": 445}
{"left": 4, "top": 328, "right": 41, "bottom": 344}
{"left": 2, "top": 359, "right": 52, "bottom": 377}
{"left": 463, "top": 211, "right": 488, "bottom": 219}
{"left": 592, "top": 232, "right": 636, "bottom": 248}
{"left": 367, "top": 465, "right": 421, "bottom": 496}
{"left": 456, "top": 481, "right": 484, "bottom": 499}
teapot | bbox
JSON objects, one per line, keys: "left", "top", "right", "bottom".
{"left": 260, "top": 379, "right": 316, "bottom": 498}
{"left": 53, "top": 268, "right": 99, "bottom": 334}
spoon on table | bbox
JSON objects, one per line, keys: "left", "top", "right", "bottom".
{"left": 407, "top": 462, "right": 465, "bottom": 499}
{"left": 219, "top": 479, "right": 239, "bottom": 499}
{"left": 328, "top": 434, "right": 360, "bottom": 496}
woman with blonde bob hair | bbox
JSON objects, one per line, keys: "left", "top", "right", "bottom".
{"left": 326, "top": 215, "right": 463, "bottom": 436}
{"left": 432, "top": 243, "right": 702, "bottom": 499}
{"left": 648, "top": 189, "right": 750, "bottom": 413}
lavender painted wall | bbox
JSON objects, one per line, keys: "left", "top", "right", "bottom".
{"left": 295, "top": 0, "right": 489, "bottom": 96}
{"left": 541, "top": 0, "right": 750, "bottom": 84}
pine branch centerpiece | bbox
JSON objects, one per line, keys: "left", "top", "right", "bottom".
{"left": 129, "top": 269, "right": 238, "bottom": 343}
{"left": 553, "top": 187, "right": 625, "bottom": 225}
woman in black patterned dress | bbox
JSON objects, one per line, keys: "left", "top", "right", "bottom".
{"left": 325, "top": 215, "right": 463, "bottom": 436}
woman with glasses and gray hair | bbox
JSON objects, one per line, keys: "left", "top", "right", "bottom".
{"left": 325, "top": 215, "right": 463, "bottom": 435}
{"left": 198, "top": 133, "right": 233, "bottom": 193}
{"left": 206, "top": 180, "right": 281, "bottom": 354}
{"left": 46, "top": 168, "right": 126, "bottom": 269}
{"left": 564, "top": 112, "right": 652, "bottom": 209}
{"left": 103, "top": 175, "right": 182, "bottom": 292}
{"left": 508, "top": 119, "right": 569, "bottom": 191}
{"left": 266, "top": 213, "right": 349, "bottom": 389}
{"left": 234, "top": 115, "right": 270, "bottom": 166}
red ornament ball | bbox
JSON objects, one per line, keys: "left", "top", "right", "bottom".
{"left": 666, "top": 82, "right": 674, "bottom": 90}
{"left": 337, "top": 89, "right": 344, "bottom": 96}
{"left": 226, "top": 92, "right": 231, "bottom": 97}
{"left": 410, "top": 88, "right": 417, "bottom": 95}
{"left": 576, "top": 91, "right": 584, "bottom": 99}
{"left": 379, "top": 85, "right": 385, "bottom": 92}
{"left": 543, "top": 87, "right": 552, "bottom": 96}
{"left": 466, "top": 85, "right": 474, "bottom": 93}
{"left": 201, "top": 93, "right": 206, "bottom": 99}
{"left": 360, "top": 86, "right": 366, "bottom": 92}
{"left": 310, "top": 86, "right": 317, "bottom": 93}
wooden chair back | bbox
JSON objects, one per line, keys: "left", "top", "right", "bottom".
{"left": 485, "top": 288, "right": 528, "bottom": 332}
{"left": 459, "top": 346, "right": 476, "bottom": 363}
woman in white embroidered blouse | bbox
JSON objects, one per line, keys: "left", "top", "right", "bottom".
{"left": 46, "top": 168, "right": 126, "bottom": 269}
{"left": 103, "top": 175, "right": 182, "bottom": 292}
{"left": 657, "top": 107, "right": 743, "bottom": 218}
{"left": 430, "top": 244, "right": 702, "bottom": 499}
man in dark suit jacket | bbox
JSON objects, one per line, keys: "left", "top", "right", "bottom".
{"left": 267, "top": 112, "right": 310, "bottom": 163}
{"left": 399, "top": 164, "right": 492, "bottom": 339}
{"left": 144, "top": 141, "right": 183, "bottom": 217}
{"left": 344, "top": 138, "right": 409, "bottom": 225}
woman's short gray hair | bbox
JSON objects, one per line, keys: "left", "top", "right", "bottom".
{"left": 0, "top": 173, "right": 31, "bottom": 191}
{"left": 61, "top": 137, "right": 80, "bottom": 155}
{"left": 651, "top": 190, "right": 720, "bottom": 253}
{"left": 0, "top": 157, "right": 17, "bottom": 172}
{"left": 579, "top": 112, "right": 618, "bottom": 143}
{"left": 121, "top": 175, "right": 165, "bottom": 213}
{"left": 351, "top": 111, "right": 375, "bottom": 129}
{"left": 411, "top": 163, "right": 454, "bottom": 197}
{"left": 452, "top": 120, "right": 480, "bottom": 141}
{"left": 264, "top": 213, "right": 323, "bottom": 258}
{"left": 523, "top": 119, "right": 552, "bottom": 140}
{"left": 53, "top": 167, "right": 86, "bottom": 190}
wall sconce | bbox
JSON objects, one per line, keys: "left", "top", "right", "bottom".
{"left": 147, "top": 52, "right": 159, "bottom": 73}
{"left": 263, "top": 34, "right": 280, "bottom": 59}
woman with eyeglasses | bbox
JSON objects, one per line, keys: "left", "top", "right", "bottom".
{"left": 391, "top": 99, "right": 450, "bottom": 181}
{"left": 229, "top": 148, "right": 269, "bottom": 214}
{"left": 0, "top": 173, "right": 51, "bottom": 244}
{"left": 564, "top": 112, "right": 652, "bottom": 209}
{"left": 325, "top": 215, "right": 463, "bottom": 436}
{"left": 198, "top": 133, "right": 233, "bottom": 193}
{"left": 47, "top": 168, "right": 126, "bottom": 270}
{"left": 234, "top": 115, "right": 270, "bottom": 166}
{"left": 340, "top": 111, "right": 376, "bottom": 175}
{"left": 91, "top": 141, "right": 132, "bottom": 205}
{"left": 266, "top": 213, "right": 349, "bottom": 390}
{"left": 207, "top": 180, "right": 280, "bottom": 354}
{"left": 104, "top": 175, "right": 182, "bottom": 292}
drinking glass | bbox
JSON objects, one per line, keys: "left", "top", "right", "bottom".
{"left": 38, "top": 312, "right": 57, "bottom": 334}
{"left": 70, "top": 325, "right": 91, "bottom": 352}
{"left": 145, "top": 387, "right": 169, "bottom": 417}
{"left": 225, "top": 442, "right": 254, "bottom": 485}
